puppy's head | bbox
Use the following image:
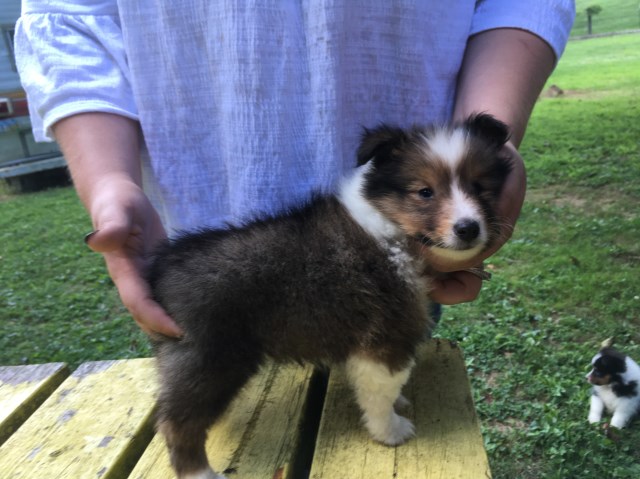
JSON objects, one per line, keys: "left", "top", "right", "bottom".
{"left": 357, "top": 114, "right": 512, "bottom": 261}
{"left": 587, "top": 347, "right": 628, "bottom": 386}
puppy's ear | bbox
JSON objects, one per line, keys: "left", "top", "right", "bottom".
{"left": 357, "top": 124, "right": 406, "bottom": 166}
{"left": 601, "top": 337, "right": 615, "bottom": 349}
{"left": 465, "top": 113, "right": 511, "bottom": 147}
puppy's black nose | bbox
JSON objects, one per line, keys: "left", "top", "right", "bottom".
{"left": 453, "top": 219, "right": 480, "bottom": 241}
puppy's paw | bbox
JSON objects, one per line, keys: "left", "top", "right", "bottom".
{"left": 610, "top": 414, "right": 631, "bottom": 430}
{"left": 383, "top": 414, "right": 416, "bottom": 446}
{"left": 180, "top": 468, "right": 226, "bottom": 479}
{"left": 394, "top": 394, "right": 411, "bottom": 411}
{"left": 603, "top": 423, "right": 622, "bottom": 442}
{"left": 588, "top": 415, "right": 601, "bottom": 424}
{"left": 368, "top": 413, "right": 415, "bottom": 446}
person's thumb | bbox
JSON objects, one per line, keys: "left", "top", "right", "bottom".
{"left": 84, "top": 207, "right": 133, "bottom": 253}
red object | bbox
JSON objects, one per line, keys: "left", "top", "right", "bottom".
{"left": 0, "top": 97, "right": 29, "bottom": 118}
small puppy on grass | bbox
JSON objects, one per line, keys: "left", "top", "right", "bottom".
{"left": 148, "top": 114, "right": 512, "bottom": 479}
{"left": 587, "top": 338, "right": 640, "bottom": 435}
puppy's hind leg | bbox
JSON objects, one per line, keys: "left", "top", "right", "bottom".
{"left": 156, "top": 346, "right": 260, "bottom": 479}
{"left": 157, "top": 418, "right": 223, "bottom": 479}
{"left": 346, "top": 355, "right": 415, "bottom": 446}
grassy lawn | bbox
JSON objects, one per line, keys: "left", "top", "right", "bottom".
{"left": 573, "top": 0, "right": 640, "bottom": 36}
{"left": 0, "top": 188, "right": 151, "bottom": 366}
{"left": 435, "top": 33, "right": 640, "bottom": 477}
{"left": 1, "top": 33, "right": 639, "bottom": 478}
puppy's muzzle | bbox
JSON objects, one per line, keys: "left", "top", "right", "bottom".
{"left": 453, "top": 218, "right": 480, "bottom": 242}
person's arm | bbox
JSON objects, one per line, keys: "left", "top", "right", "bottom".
{"left": 453, "top": 28, "right": 556, "bottom": 147}
{"left": 16, "top": 5, "right": 181, "bottom": 337}
{"left": 53, "top": 112, "right": 183, "bottom": 337}
{"left": 428, "top": 28, "right": 556, "bottom": 304}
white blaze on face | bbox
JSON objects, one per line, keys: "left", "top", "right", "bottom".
{"left": 448, "top": 180, "right": 487, "bottom": 242}
{"left": 586, "top": 353, "right": 601, "bottom": 381}
{"left": 425, "top": 128, "right": 488, "bottom": 261}
{"left": 424, "top": 128, "right": 467, "bottom": 169}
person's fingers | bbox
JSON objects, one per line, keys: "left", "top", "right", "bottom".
{"left": 84, "top": 192, "right": 139, "bottom": 253}
{"left": 122, "top": 288, "right": 184, "bottom": 338}
{"left": 84, "top": 222, "right": 132, "bottom": 253}
{"left": 428, "top": 271, "right": 482, "bottom": 305}
{"left": 489, "top": 142, "right": 526, "bottom": 252}
{"left": 105, "top": 252, "right": 184, "bottom": 338}
{"left": 85, "top": 180, "right": 168, "bottom": 253}
{"left": 80, "top": 179, "right": 177, "bottom": 336}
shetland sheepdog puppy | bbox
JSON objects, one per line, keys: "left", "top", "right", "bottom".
{"left": 148, "top": 113, "right": 512, "bottom": 478}
{"left": 587, "top": 339, "right": 640, "bottom": 430}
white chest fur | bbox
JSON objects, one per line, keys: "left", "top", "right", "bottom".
{"left": 382, "top": 239, "right": 428, "bottom": 296}
{"left": 338, "top": 165, "right": 427, "bottom": 296}
{"left": 595, "top": 384, "right": 626, "bottom": 413}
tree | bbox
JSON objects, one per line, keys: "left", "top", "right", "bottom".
{"left": 586, "top": 5, "right": 602, "bottom": 35}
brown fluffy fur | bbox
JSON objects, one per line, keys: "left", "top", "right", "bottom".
{"left": 147, "top": 114, "right": 511, "bottom": 477}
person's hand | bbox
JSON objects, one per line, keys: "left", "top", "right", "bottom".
{"left": 51, "top": 113, "right": 182, "bottom": 337}
{"left": 84, "top": 177, "right": 184, "bottom": 338}
{"left": 427, "top": 142, "right": 526, "bottom": 304}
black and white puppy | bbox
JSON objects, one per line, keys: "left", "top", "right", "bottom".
{"left": 148, "top": 114, "right": 512, "bottom": 479}
{"left": 587, "top": 339, "right": 640, "bottom": 429}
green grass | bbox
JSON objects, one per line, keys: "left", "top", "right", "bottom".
{"left": 0, "top": 32, "right": 639, "bottom": 479}
{"left": 0, "top": 188, "right": 150, "bottom": 367}
{"left": 435, "top": 33, "right": 640, "bottom": 478}
{"left": 573, "top": 0, "right": 640, "bottom": 36}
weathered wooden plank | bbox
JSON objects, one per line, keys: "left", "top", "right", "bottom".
{"left": 129, "top": 362, "right": 320, "bottom": 479}
{"left": 0, "top": 155, "right": 66, "bottom": 179}
{"left": 309, "top": 339, "right": 491, "bottom": 479}
{"left": 0, "top": 358, "right": 158, "bottom": 478}
{"left": 0, "top": 363, "right": 69, "bottom": 446}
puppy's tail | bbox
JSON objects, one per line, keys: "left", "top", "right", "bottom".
{"left": 601, "top": 337, "right": 615, "bottom": 349}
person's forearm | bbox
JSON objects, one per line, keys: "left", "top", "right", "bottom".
{"left": 453, "top": 28, "right": 556, "bottom": 147}
{"left": 52, "top": 113, "right": 142, "bottom": 212}
{"left": 53, "top": 113, "right": 179, "bottom": 337}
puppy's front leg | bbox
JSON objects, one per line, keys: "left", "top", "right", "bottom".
{"left": 610, "top": 401, "right": 635, "bottom": 429}
{"left": 346, "top": 355, "right": 415, "bottom": 446}
{"left": 178, "top": 469, "right": 225, "bottom": 479}
{"left": 588, "top": 393, "right": 605, "bottom": 424}
{"left": 394, "top": 394, "right": 411, "bottom": 410}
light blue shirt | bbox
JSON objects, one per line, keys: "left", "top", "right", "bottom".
{"left": 16, "top": 0, "right": 575, "bottom": 233}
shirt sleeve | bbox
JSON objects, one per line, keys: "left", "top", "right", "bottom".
{"left": 471, "top": 0, "right": 576, "bottom": 61}
{"left": 15, "top": 0, "right": 137, "bottom": 142}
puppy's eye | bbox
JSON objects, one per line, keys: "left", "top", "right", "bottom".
{"left": 418, "top": 188, "right": 434, "bottom": 199}
{"left": 473, "top": 182, "right": 484, "bottom": 195}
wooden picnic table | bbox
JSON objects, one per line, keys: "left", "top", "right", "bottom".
{"left": 0, "top": 339, "right": 491, "bottom": 478}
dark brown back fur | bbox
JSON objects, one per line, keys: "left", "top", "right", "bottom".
{"left": 148, "top": 196, "right": 429, "bottom": 371}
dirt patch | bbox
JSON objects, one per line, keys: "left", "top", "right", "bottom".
{"left": 526, "top": 186, "right": 637, "bottom": 219}
{"left": 526, "top": 187, "right": 587, "bottom": 209}
{"left": 489, "top": 418, "right": 528, "bottom": 434}
{"left": 0, "top": 189, "right": 17, "bottom": 203}
{"left": 540, "top": 86, "right": 618, "bottom": 100}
